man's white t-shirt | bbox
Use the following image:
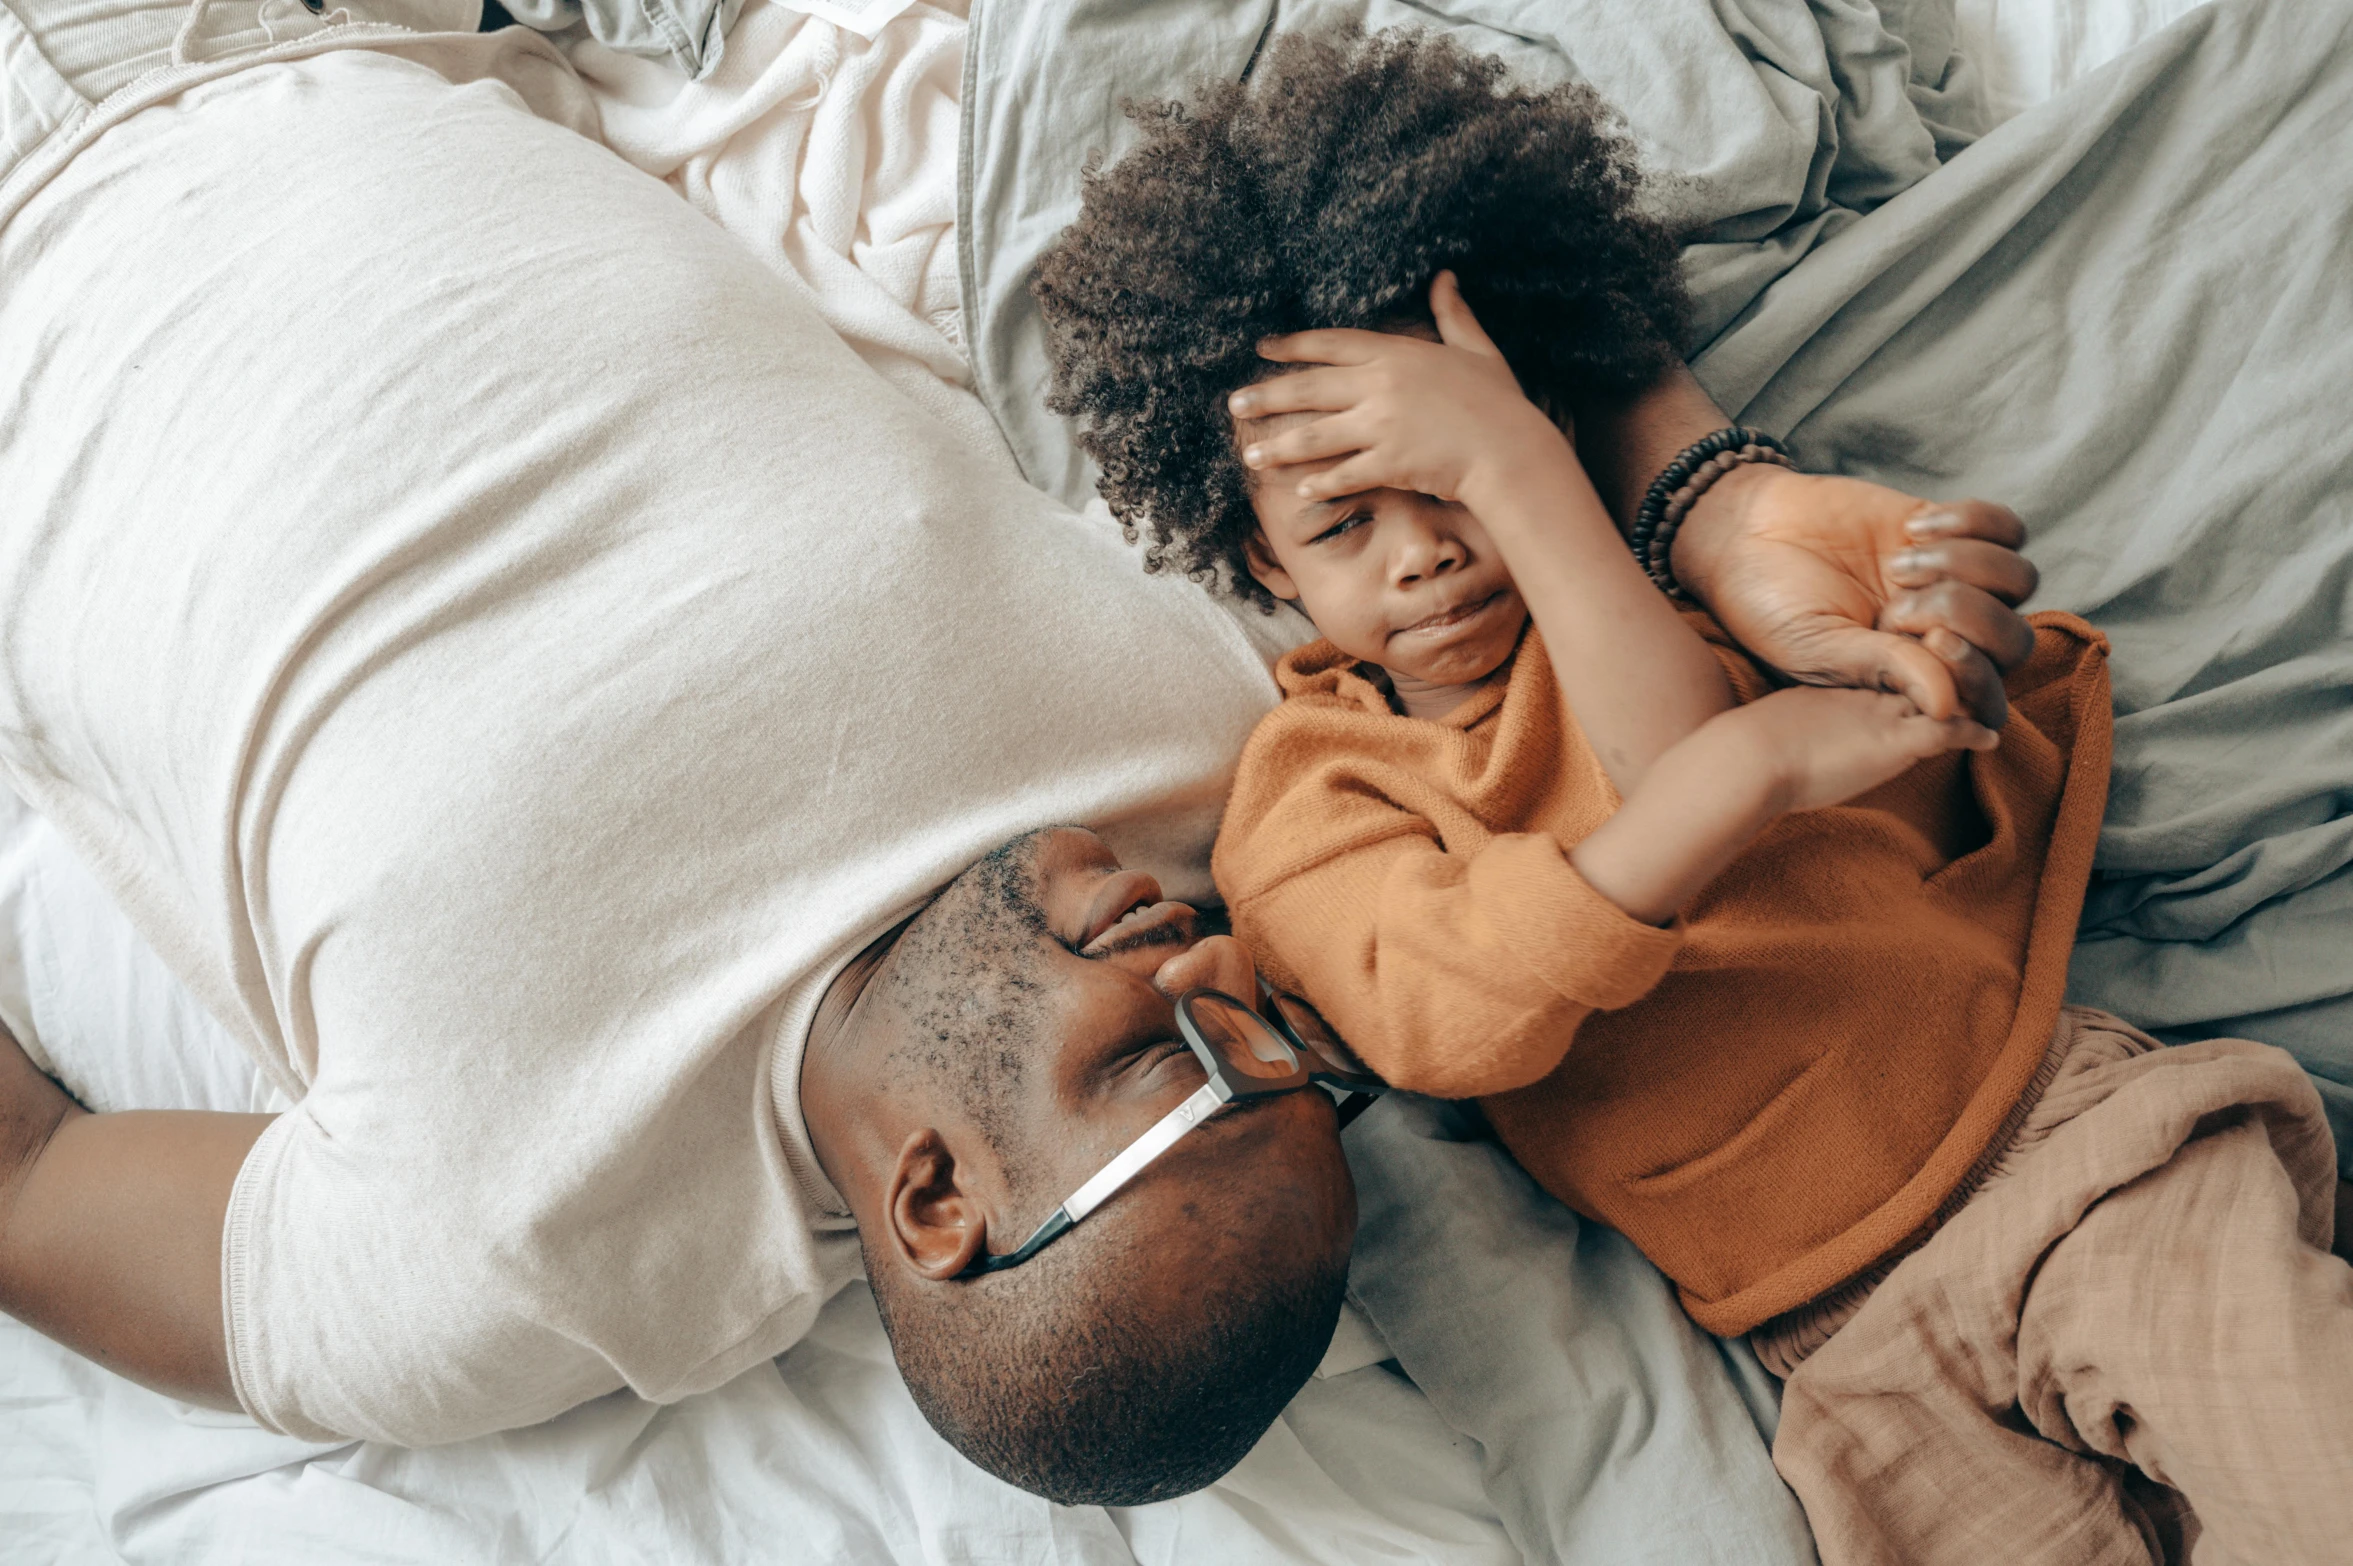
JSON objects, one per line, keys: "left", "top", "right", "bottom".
{"left": 0, "top": 49, "right": 1294, "bottom": 1444}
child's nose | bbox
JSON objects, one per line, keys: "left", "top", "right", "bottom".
{"left": 1391, "top": 520, "right": 1466, "bottom": 587}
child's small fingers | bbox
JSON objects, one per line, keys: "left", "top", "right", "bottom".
{"left": 1428, "top": 271, "right": 1503, "bottom": 359}
{"left": 1243, "top": 414, "right": 1368, "bottom": 471}
{"left": 1257, "top": 328, "right": 1392, "bottom": 367}
{"left": 1228, "top": 367, "right": 1361, "bottom": 420}
{"left": 1295, "top": 454, "right": 1384, "bottom": 501}
{"left": 1907, "top": 713, "right": 2000, "bottom": 753}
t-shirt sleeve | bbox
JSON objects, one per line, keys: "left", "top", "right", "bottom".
{"left": 221, "top": 1110, "right": 626, "bottom": 1444}
{"left": 1226, "top": 821, "right": 1682, "bottom": 1101}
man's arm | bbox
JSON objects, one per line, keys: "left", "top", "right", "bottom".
{"left": 1576, "top": 364, "right": 2041, "bottom": 728}
{"left": 0, "top": 1023, "right": 261, "bottom": 1408}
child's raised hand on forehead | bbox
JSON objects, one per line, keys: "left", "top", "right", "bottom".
{"left": 1229, "top": 272, "right": 1574, "bottom": 510}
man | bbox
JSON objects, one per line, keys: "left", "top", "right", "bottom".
{"left": 0, "top": 0, "right": 2034, "bottom": 1504}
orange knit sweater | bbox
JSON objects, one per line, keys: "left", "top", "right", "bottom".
{"left": 1214, "top": 612, "right": 2111, "bottom": 1334}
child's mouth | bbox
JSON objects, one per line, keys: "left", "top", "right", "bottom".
{"left": 1394, "top": 590, "right": 1502, "bottom": 639}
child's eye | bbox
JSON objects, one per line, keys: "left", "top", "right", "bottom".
{"left": 1312, "top": 511, "right": 1370, "bottom": 544}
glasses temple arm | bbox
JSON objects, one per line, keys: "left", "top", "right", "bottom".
{"left": 1064, "top": 1079, "right": 1226, "bottom": 1222}
{"left": 964, "top": 1079, "right": 1228, "bottom": 1276}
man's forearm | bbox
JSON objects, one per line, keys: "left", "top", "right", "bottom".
{"left": 1572, "top": 365, "right": 1786, "bottom": 618}
{"left": 0, "top": 1026, "right": 259, "bottom": 1409}
{"left": 1573, "top": 363, "right": 1734, "bottom": 536}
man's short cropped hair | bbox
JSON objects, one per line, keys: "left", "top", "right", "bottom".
{"left": 1034, "top": 22, "right": 1691, "bottom": 609}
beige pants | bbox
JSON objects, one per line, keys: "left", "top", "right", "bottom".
{"left": 1769, "top": 1008, "right": 2353, "bottom": 1566}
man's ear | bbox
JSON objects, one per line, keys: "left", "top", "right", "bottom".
{"left": 886, "top": 1128, "right": 989, "bottom": 1281}
{"left": 1243, "top": 530, "right": 1300, "bottom": 603}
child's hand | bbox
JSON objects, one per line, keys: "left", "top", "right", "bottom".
{"left": 1717, "top": 686, "right": 1999, "bottom": 815}
{"left": 1228, "top": 272, "right": 1569, "bottom": 507}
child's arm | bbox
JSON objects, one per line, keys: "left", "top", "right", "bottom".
{"left": 1219, "top": 682, "right": 1993, "bottom": 1095}
{"left": 1238, "top": 273, "right": 1730, "bottom": 794}
{"left": 1567, "top": 685, "right": 1994, "bottom": 924}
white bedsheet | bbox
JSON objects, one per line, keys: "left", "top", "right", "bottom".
{"left": 0, "top": 2, "right": 2216, "bottom": 1562}
{"left": 564, "top": 0, "right": 1003, "bottom": 464}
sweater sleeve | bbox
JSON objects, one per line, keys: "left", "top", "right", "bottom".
{"left": 1228, "top": 826, "right": 1684, "bottom": 1100}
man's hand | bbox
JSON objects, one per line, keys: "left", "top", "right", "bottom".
{"left": 1671, "top": 464, "right": 2039, "bottom": 729}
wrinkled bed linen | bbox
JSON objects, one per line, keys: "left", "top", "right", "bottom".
{"left": 1690, "top": 0, "right": 2353, "bottom": 1168}
{"left": 1952, "top": 0, "right": 2214, "bottom": 123}
{"left": 563, "top": 0, "right": 1000, "bottom": 461}
{"left": 965, "top": 0, "right": 2353, "bottom": 1170}
{"left": 962, "top": 0, "right": 1994, "bottom": 517}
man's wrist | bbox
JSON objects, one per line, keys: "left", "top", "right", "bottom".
{"left": 1666, "top": 459, "right": 1786, "bottom": 608}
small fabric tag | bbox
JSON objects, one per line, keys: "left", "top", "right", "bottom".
{"left": 765, "top": 0, "right": 916, "bottom": 40}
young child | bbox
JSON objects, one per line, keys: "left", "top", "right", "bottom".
{"left": 1035, "top": 25, "right": 2353, "bottom": 1566}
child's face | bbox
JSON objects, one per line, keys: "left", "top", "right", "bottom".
{"left": 1238, "top": 404, "right": 1528, "bottom": 706}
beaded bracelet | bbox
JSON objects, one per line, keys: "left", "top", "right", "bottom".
{"left": 1628, "top": 427, "right": 1796, "bottom": 598}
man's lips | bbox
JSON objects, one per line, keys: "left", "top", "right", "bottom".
{"left": 1081, "top": 899, "right": 1196, "bottom": 958}
{"left": 1080, "top": 870, "right": 1163, "bottom": 948}
{"left": 1391, "top": 589, "right": 1504, "bottom": 640}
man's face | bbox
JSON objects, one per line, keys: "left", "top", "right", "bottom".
{"left": 811, "top": 826, "right": 1356, "bottom": 1290}
{"left": 964, "top": 828, "right": 1353, "bottom": 1250}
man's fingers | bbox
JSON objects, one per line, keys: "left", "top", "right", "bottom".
{"left": 1256, "top": 328, "right": 1393, "bottom": 368}
{"left": 1925, "top": 631, "right": 2014, "bottom": 731}
{"left": 1879, "top": 579, "right": 2039, "bottom": 672}
{"left": 1428, "top": 270, "right": 1503, "bottom": 359}
{"left": 1904, "top": 499, "right": 2028, "bottom": 552}
{"left": 1791, "top": 622, "right": 1988, "bottom": 726}
{"left": 1228, "top": 366, "right": 1363, "bottom": 420}
{"left": 1886, "top": 537, "right": 2040, "bottom": 606}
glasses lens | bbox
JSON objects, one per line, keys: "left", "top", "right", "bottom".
{"left": 1184, "top": 992, "right": 1303, "bottom": 1082}
{"left": 1267, "top": 991, "right": 1383, "bottom": 1089}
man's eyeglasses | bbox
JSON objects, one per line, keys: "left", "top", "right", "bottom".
{"left": 959, "top": 984, "right": 1386, "bottom": 1277}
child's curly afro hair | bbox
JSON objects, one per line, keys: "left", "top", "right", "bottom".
{"left": 1034, "top": 24, "right": 1691, "bottom": 610}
